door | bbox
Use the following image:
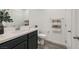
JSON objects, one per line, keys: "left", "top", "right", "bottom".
{"left": 71, "top": 10, "right": 79, "bottom": 49}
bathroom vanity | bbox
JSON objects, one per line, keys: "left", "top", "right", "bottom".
{"left": 0, "top": 28, "right": 38, "bottom": 49}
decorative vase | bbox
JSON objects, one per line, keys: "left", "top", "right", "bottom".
{"left": 0, "top": 22, "right": 4, "bottom": 34}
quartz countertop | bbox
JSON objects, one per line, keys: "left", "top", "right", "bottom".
{"left": 0, "top": 27, "right": 38, "bottom": 44}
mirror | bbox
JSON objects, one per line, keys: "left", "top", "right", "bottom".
{"left": 4, "top": 9, "right": 30, "bottom": 27}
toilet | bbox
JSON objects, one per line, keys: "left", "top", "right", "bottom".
{"left": 34, "top": 25, "right": 47, "bottom": 46}
{"left": 38, "top": 33, "right": 47, "bottom": 45}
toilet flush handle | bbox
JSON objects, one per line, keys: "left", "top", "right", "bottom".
{"left": 68, "top": 30, "right": 72, "bottom": 32}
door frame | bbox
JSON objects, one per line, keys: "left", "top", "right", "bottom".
{"left": 65, "top": 9, "right": 73, "bottom": 49}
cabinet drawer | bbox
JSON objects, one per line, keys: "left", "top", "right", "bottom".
{"left": 0, "top": 34, "right": 27, "bottom": 49}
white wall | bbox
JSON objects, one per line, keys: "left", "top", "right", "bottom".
{"left": 29, "top": 9, "right": 45, "bottom": 31}
{"left": 41, "top": 10, "right": 66, "bottom": 45}
{"left": 29, "top": 9, "right": 72, "bottom": 46}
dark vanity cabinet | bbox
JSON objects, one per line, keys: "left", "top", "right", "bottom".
{"left": 0, "top": 30, "right": 38, "bottom": 49}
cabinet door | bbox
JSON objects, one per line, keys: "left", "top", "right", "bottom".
{"left": 28, "top": 35, "right": 38, "bottom": 49}
{"left": 24, "top": 40, "right": 27, "bottom": 49}
{"left": 14, "top": 41, "right": 27, "bottom": 49}
{"left": 0, "top": 34, "right": 27, "bottom": 49}
{"left": 27, "top": 31, "right": 38, "bottom": 49}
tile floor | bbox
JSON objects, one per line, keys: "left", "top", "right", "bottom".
{"left": 38, "top": 40, "right": 67, "bottom": 49}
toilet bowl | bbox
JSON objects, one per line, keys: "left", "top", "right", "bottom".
{"left": 38, "top": 34, "right": 47, "bottom": 38}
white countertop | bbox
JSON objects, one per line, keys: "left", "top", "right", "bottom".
{"left": 0, "top": 27, "right": 38, "bottom": 44}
